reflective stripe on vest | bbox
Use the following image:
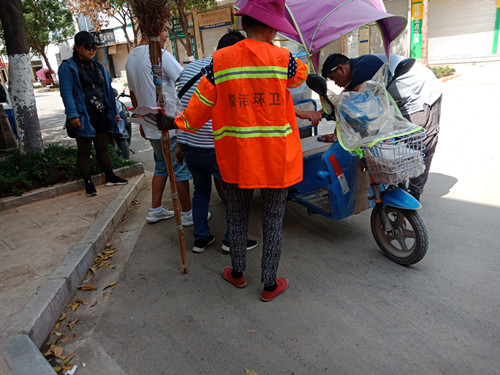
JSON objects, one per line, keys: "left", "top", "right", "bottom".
{"left": 214, "top": 66, "right": 288, "bottom": 84}
{"left": 213, "top": 124, "right": 293, "bottom": 140}
{"left": 194, "top": 87, "right": 215, "bottom": 107}
{"left": 180, "top": 114, "right": 199, "bottom": 132}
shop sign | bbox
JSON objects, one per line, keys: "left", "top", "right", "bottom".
{"left": 197, "top": 8, "right": 232, "bottom": 30}
{"left": 410, "top": 0, "right": 423, "bottom": 59}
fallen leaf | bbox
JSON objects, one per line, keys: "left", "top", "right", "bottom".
{"left": 58, "top": 312, "right": 67, "bottom": 322}
{"left": 55, "top": 322, "right": 60, "bottom": 330}
{"left": 68, "top": 318, "right": 79, "bottom": 330}
{"left": 105, "top": 243, "right": 112, "bottom": 249}
{"left": 78, "top": 284, "right": 97, "bottom": 291}
{"left": 43, "top": 349, "right": 53, "bottom": 357}
{"left": 61, "top": 353, "right": 75, "bottom": 365}
{"left": 103, "top": 291, "right": 111, "bottom": 296}
{"left": 91, "top": 300, "right": 98, "bottom": 307}
{"left": 246, "top": 370, "right": 258, "bottom": 375}
{"left": 75, "top": 299, "right": 88, "bottom": 305}
{"left": 53, "top": 366, "right": 62, "bottom": 372}
{"left": 63, "top": 363, "right": 74, "bottom": 371}
{"left": 247, "top": 330, "right": 256, "bottom": 333}
{"left": 106, "top": 264, "right": 116, "bottom": 269}
{"left": 46, "top": 336, "right": 62, "bottom": 346}
{"left": 103, "top": 281, "right": 117, "bottom": 290}
{"left": 61, "top": 333, "right": 76, "bottom": 343}
{"left": 66, "top": 303, "right": 79, "bottom": 312}
{"left": 52, "top": 345, "right": 63, "bottom": 357}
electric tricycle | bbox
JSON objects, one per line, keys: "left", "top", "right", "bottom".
{"left": 228, "top": 0, "right": 429, "bottom": 265}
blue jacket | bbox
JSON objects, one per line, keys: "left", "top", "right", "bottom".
{"left": 58, "top": 57, "right": 118, "bottom": 138}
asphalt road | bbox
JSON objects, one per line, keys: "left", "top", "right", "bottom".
{"left": 35, "top": 64, "right": 500, "bottom": 375}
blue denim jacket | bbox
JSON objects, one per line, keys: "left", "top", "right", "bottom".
{"left": 58, "top": 57, "right": 118, "bottom": 138}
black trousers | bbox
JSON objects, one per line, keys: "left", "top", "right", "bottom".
{"left": 404, "top": 95, "right": 442, "bottom": 196}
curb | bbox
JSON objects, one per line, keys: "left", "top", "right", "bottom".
{"left": 441, "top": 74, "right": 463, "bottom": 83}
{"left": 0, "top": 173, "right": 146, "bottom": 375}
{"left": 0, "top": 163, "right": 144, "bottom": 211}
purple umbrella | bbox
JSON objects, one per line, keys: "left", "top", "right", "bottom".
{"left": 234, "top": 0, "right": 407, "bottom": 73}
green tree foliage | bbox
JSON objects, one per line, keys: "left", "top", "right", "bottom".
{"left": 22, "top": 0, "right": 74, "bottom": 74}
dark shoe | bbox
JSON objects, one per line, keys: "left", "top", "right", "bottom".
{"left": 85, "top": 179, "right": 97, "bottom": 197}
{"left": 260, "top": 277, "right": 289, "bottom": 302}
{"left": 222, "top": 267, "right": 247, "bottom": 288}
{"left": 221, "top": 239, "right": 258, "bottom": 253}
{"left": 192, "top": 235, "right": 215, "bottom": 253}
{"left": 105, "top": 175, "right": 128, "bottom": 186}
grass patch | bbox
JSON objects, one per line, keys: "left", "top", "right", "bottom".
{"left": 430, "top": 65, "right": 456, "bottom": 79}
{"left": 0, "top": 144, "right": 136, "bottom": 198}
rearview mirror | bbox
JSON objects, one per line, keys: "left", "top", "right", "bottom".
{"left": 306, "top": 74, "right": 335, "bottom": 117}
{"left": 306, "top": 74, "right": 328, "bottom": 97}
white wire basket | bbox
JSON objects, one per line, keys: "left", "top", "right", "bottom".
{"left": 362, "top": 131, "right": 426, "bottom": 185}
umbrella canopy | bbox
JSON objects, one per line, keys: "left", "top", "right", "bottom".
{"left": 234, "top": 0, "right": 407, "bottom": 73}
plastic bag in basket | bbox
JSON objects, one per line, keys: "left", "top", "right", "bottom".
{"left": 330, "top": 64, "right": 421, "bottom": 151}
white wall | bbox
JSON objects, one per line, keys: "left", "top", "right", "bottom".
{"left": 111, "top": 44, "right": 129, "bottom": 78}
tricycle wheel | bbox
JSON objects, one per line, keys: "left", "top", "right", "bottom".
{"left": 213, "top": 176, "right": 228, "bottom": 204}
{"left": 370, "top": 205, "right": 428, "bottom": 265}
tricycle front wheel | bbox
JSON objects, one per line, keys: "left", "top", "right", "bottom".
{"left": 370, "top": 206, "right": 428, "bottom": 265}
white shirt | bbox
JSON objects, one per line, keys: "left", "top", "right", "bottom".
{"left": 125, "top": 45, "right": 183, "bottom": 139}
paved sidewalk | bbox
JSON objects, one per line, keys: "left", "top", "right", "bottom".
{"left": 0, "top": 171, "right": 145, "bottom": 375}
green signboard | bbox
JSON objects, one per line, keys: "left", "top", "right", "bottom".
{"left": 410, "top": 0, "right": 422, "bottom": 59}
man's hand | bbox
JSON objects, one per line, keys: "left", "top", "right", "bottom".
{"left": 156, "top": 112, "right": 177, "bottom": 130}
{"left": 175, "top": 142, "right": 184, "bottom": 165}
{"left": 295, "top": 109, "right": 323, "bottom": 127}
{"left": 318, "top": 133, "right": 337, "bottom": 143}
{"left": 69, "top": 117, "right": 81, "bottom": 129}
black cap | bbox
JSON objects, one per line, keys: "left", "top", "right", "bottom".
{"left": 74, "top": 31, "right": 98, "bottom": 45}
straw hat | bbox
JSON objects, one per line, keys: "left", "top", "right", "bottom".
{"left": 235, "top": 0, "right": 297, "bottom": 35}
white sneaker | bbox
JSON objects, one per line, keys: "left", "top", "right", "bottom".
{"left": 146, "top": 206, "right": 174, "bottom": 223}
{"left": 181, "top": 211, "right": 211, "bottom": 227}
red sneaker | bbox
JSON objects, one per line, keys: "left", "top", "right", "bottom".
{"left": 222, "top": 267, "right": 247, "bottom": 288}
{"left": 260, "top": 277, "right": 289, "bottom": 302}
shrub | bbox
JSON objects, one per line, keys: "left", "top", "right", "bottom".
{"left": 429, "top": 65, "right": 456, "bottom": 79}
{"left": 0, "top": 143, "right": 136, "bottom": 198}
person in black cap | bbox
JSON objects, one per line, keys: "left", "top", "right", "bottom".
{"left": 58, "top": 31, "right": 128, "bottom": 197}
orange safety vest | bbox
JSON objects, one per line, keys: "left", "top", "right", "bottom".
{"left": 175, "top": 39, "right": 308, "bottom": 189}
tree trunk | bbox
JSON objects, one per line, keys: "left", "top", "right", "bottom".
{"left": 174, "top": 1, "right": 194, "bottom": 57}
{"left": 0, "top": 0, "right": 43, "bottom": 152}
{"left": 421, "top": 0, "right": 429, "bottom": 66}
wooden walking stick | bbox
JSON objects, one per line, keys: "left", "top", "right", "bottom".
{"left": 130, "top": 0, "right": 188, "bottom": 273}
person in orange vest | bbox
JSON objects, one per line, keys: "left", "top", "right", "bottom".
{"left": 174, "top": 0, "right": 307, "bottom": 302}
